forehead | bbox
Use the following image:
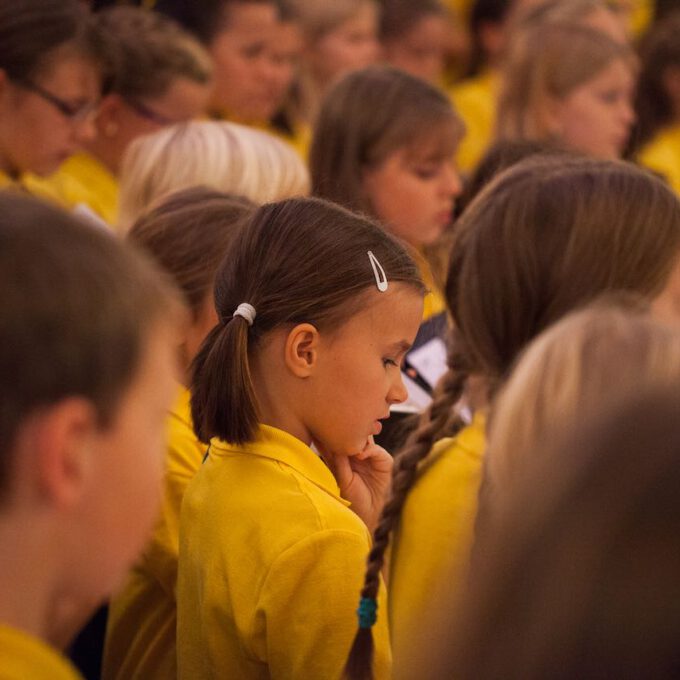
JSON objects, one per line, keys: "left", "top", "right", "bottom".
{"left": 220, "top": 2, "right": 277, "bottom": 35}
{"left": 35, "top": 52, "right": 101, "bottom": 99}
{"left": 400, "top": 119, "right": 461, "bottom": 163}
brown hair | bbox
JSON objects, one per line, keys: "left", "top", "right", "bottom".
{"left": 0, "top": 191, "right": 178, "bottom": 499}
{"left": 630, "top": 11, "right": 680, "bottom": 152}
{"left": 497, "top": 22, "right": 635, "bottom": 143}
{"left": 0, "top": 0, "right": 105, "bottom": 82}
{"left": 379, "top": 0, "right": 446, "bottom": 41}
{"left": 128, "top": 186, "right": 255, "bottom": 319}
{"left": 190, "top": 196, "right": 425, "bottom": 445}
{"left": 155, "top": 0, "right": 278, "bottom": 45}
{"left": 310, "top": 65, "right": 464, "bottom": 217}
{"left": 94, "top": 6, "right": 212, "bottom": 102}
{"left": 436, "top": 384, "right": 680, "bottom": 679}
{"left": 344, "top": 156, "right": 680, "bottom": 679}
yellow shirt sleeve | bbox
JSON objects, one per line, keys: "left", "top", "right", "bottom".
{"left": 637, "top": 124, "right": 680, "bottom": 197}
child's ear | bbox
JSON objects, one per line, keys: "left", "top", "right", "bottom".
{"left": 95, "top": 93, "right": 124, "bottom": 139}
{"left": 29, "top": 398, "right": 99, "bottom": 508}
{"left": 284, "top": 323, "right": 320, "bottom": 378}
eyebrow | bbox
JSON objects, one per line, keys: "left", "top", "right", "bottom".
{"left": 388, "top": 340, "right": 412, "bottom": 354}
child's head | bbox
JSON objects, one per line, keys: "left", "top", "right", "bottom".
{"left": 435, "top": 383, "right": 680, "bottom": 679}
{"left": 0, "top": 191, "right": 179, "bottom": 615}
{"left": 310, "top": 65, "right": 464, "bottom": 247}
{"left": 157, "top": 0, "right": 282, "bottom": 123}
{"left": 497, "top": 22, "right": 636, "bottom": 158}
{"left": 128, "top": 186, "right": 256, "bottom": 377}
{"left": 485, "top": 298, "right": 680, "bottom": 521}
{"left": 344, "top": 156, "right": 680, "bottom": 680}
{"left": 630, "top": 12, "right": 680, "bottom": 151}
{"left": 290, "top": 0, "right": 379, "bottom": 91}
{"left": 379, "top": 0, "right": 451, "bottom": 84}
{"left": 190, "top": 196, "right": 425, "bottom": 454}
{"left": 117, "top": 120, "right": 309, "bottom": 229}
{"left": 86, "top": 7, "right": 212, "bottom": 175}
{"left": 0, "top": 0, "right": 104, "bottom": 176}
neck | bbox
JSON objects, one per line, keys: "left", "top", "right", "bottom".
{"left": 81, "top": 138, "right": 119, "bottom": 176}
{"left": 0, "top": 516, "right": 62, "bottom": 642}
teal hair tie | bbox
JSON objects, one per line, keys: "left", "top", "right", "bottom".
{"left": 357, "top": 597, "right": 378, "bottom": 629}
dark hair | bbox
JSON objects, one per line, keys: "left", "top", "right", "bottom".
{"left": 0, "top": 191, "right": 178, "bottom": 499}
{"left": 310, "top": 65, "right": 463, "bottom": 217}
{"left": 437, "top": 384, "right": 680, "bottom": 679}
{"left": 190, "top": 196, "right": 425, "bottom": 445}
{"left": 379, "top": 0, "right": 446, "bottom": 41}
{"left": 94, "top": 6, "right": 212, "bottom": 101}
{"left": 465, "top": 0, "right": 514, "bottom": 77}
{"left": 128, "top": 186, "right": 256, "bottom": 319}
{"left": 344, "top": 156, "right": 680, "bottom": 680}
{"left": 155, "top": 0, "right": 277, "bottom": 45}
{"left": 0, "top": 0, "right": 104, "bottom": 82}
{"left": 454, "top": 139, "right": 566, "bottom": 217}
{"left": 629, "top": 12, "right": 680, "bottom": 153}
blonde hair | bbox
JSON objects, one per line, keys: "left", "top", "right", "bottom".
{"left": 287, "top": 0, "right": 376, "bottom": 41}
{"left": 117, "top": 120, "right": 309, "bottom": 230}
{"left": 497, "top": 22, "right": 635, "bottom": 142}
{"left": 486, "top": 299, "right": 680, "bottom": 513}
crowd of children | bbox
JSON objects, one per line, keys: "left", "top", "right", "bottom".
{"left": 1, "top": 1, "right": 679, "bottom": 679}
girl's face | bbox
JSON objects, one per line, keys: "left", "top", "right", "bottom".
{"left": 307, "top": 283, "right": 423, "bottom": 455}
{"left": 310, "top": 3, "right": 379, "bottom": 88}
{"left": 552, "top": 58, "right": 635, "bottom": 159}
{"left": 0, "top": 55, "right": 100, "bottom": 176}
{"left": 362, "top": 134, "right": 462, "bottom": 247}
{"left": 75, "top": 320, "right": 178, "bottom": 598}
{"left": 209, "top": 2, "right": 283, "bottom": 122}
{"left": 382, "top": 14, "right": 451, "bottom": 84}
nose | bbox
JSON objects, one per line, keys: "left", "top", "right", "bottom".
{"left": 388, "top": 370, "right": 409, "bottom": 405}
{"left": 442, "top": 160, "right": 463, "bottom": 198}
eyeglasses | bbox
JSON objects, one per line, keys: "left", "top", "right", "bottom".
{"left": 123, "top": 97, "right": 175, "bottom": 126}
{"left": 14, "top": 78, "right": 99, "bottom": 123}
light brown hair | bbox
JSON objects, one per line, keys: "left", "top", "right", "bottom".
{"left": 310, "top": 65, "right": 463, "bottom": 218}
{"left": 345, "top": 155, "right": 680, "bottom": 680}
{"left": 190, "top": 196, "right": 425, "bottom": 445}
{"left": 128, "top": 186, "right": 255, "bottom": 319}
{"left": 497, "top": 22, "right": 634, "bottom": 143}
{"left": 95, "top": 6, "right": 212, "bottom": 101}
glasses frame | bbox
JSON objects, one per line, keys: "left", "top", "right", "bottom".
{"left": 13, "top": 78, "right": 99, "bottom": 123}
{"left": 123, "top": 96, "right": 175, "bottom": 126}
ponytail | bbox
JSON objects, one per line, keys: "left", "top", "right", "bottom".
{"left": 345, "top": 346, "right": 470, "bottom": 680}
{"left": 190, "top": 313, "right": 258, "bottom": 445}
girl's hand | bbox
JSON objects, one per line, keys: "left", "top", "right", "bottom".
{"left": 320, "top": 437, "right": 393, "bottom": 532}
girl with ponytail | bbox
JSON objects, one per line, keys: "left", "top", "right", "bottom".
{"left": 178, "top": 196, "right": 425, "bottom": 679}
{"left": 345, "top": 155, "right": 680, "bottom": 680}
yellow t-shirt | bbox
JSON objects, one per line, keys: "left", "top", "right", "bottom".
{"left": 103, "top": 388, "right": 204, "bottom": 680}
{"left": 31, "top": 152, "right": 119, "bottom": 226}
{"left": 389, "top": 412, "right": 486, "bottom": 677}
{"left": 638, "top": 123, "right": 680, "bottom": 196}
{"left": 450, "top": 70, "right": 499, "bottom": 175}
{"left": 177, "top": 424, "right": 391, "bottom": 680}
{"left": 0, "top": 624, "right": 83, "bottom": 680}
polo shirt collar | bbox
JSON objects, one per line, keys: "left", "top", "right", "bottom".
{"left": 210, "top": 425, "right": 351, "bottom": 507}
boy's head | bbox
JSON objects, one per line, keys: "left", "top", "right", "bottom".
{"left": 0, "top": 192, "right": 179, "bottom": 607}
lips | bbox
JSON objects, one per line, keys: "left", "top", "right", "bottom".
{"left": 372, "top": 420, "right": 383, "bottom": 435}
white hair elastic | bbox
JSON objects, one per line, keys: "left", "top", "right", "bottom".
{"left": 232, "top": 303, "right": 256, "bottom": 326}
{"left": 367, "top": 251, "right": 388, "bottom": 292}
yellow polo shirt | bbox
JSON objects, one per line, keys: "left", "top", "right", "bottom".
{"left": 389, "top": 411, "right": 486, "bottom": 676}
{"left": 34, "top": 153, "right": 119, "bottom": 226}
{"left": 177, "top": 424, "right": 391, "bottom": 680}
{"left": 450, "top": 70, "right": 498, "bottom": 175}
{"left": 0, "top": 624, "right": 83, "bottom": 680}
{"left": 103, "top": 388, "right": 204, "bottom": 680}
{"left": 638, "top": 124, "right": 680, "bottom": 196}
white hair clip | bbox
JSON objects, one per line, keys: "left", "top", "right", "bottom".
{"left": 367, "top": 251, "right": 388, "bottom": 292}
{"left": 232, "top": 302, "right": 256, "bottom": 326}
